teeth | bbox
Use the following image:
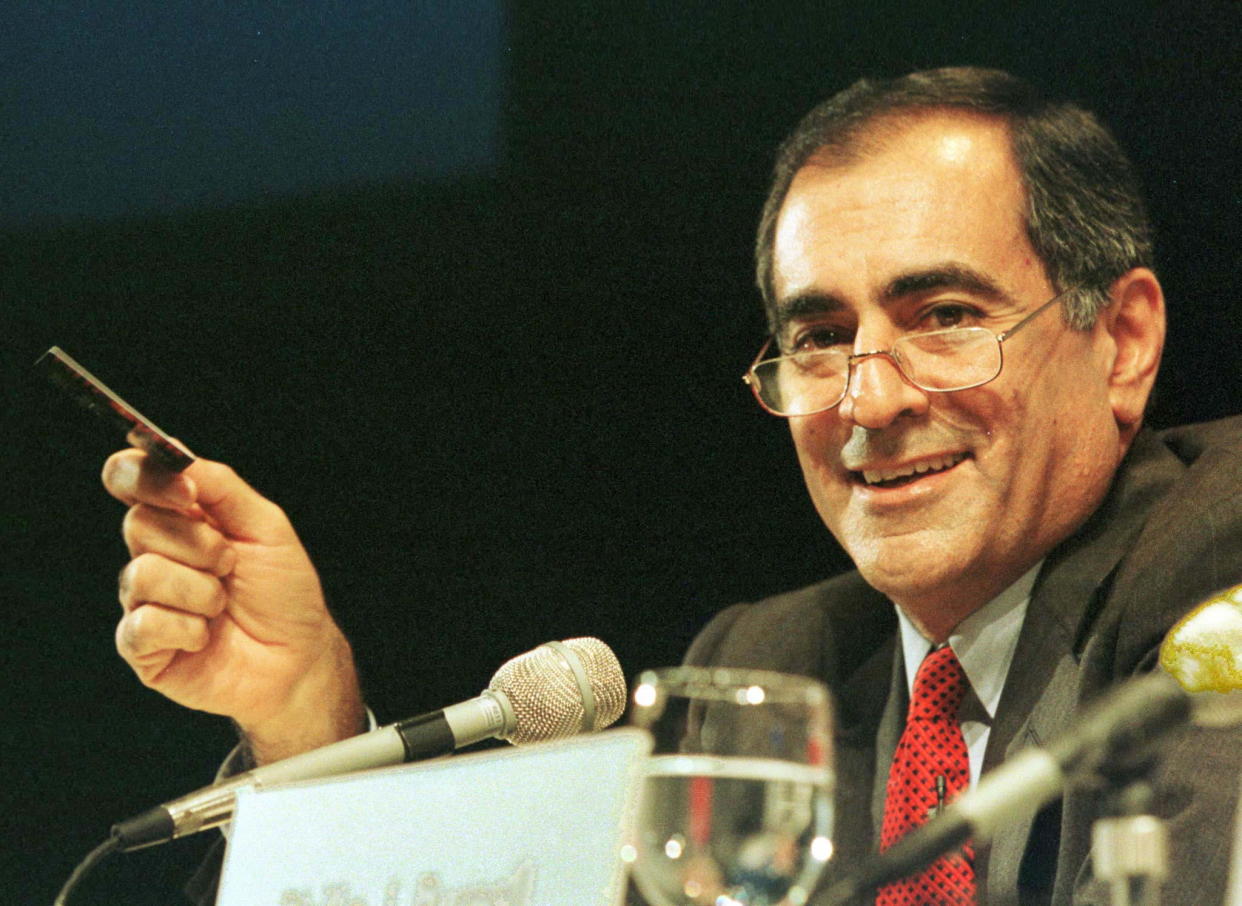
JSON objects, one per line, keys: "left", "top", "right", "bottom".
{"left": 862, "top": 452, "right": 967, "bottom": 486}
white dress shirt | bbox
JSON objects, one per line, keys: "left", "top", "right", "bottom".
{"left": 895, "top": 562, "right": 1042, "bottom": 789}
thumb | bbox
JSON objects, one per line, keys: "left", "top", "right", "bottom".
{"left": 184, "top": 459, "right": 295, "bottom": 543}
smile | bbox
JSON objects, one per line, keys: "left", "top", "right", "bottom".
{"left": 857, "top": 452, "right": 970, "bottom": 488}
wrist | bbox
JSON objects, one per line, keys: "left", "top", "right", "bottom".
{"left": 238, "top": 631, "right": 367, "bottom": 765}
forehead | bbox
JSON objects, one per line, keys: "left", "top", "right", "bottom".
{"left": 772, "top": 113, "right": 1044, "bottom": 306}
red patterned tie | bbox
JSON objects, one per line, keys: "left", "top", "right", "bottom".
{"left": 877, "top": 645, "right": 975, "bottom": 905}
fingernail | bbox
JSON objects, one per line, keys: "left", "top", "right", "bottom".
{"left": 109, "top": 455, "right": 139, "bottom": 490}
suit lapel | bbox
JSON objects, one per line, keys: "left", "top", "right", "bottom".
{"left": 982, "top": 429, "right": 1185, "bottom": 902}
{"left": 825, "top": 590, "right": 898, "bottom": 880}
{"left": 870, "top": 639, "right": 908, "bottom": 838}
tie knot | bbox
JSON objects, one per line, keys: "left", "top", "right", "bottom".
{"left": 910, "top": 645, "right": 969, "bottom": 720}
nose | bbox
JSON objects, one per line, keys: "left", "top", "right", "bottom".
{"left": 836, "top": 350, "right": 930, "bottom": 428}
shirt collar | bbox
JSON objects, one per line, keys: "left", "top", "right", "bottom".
{"left": 896, "top": 561, "right": 1042, "bottom": 718}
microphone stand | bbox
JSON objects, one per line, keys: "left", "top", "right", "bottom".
{"left": 1092, "top": 687, "right": 1242, "bottom": 906}
{"left": 1091, "top": 757, "right": 1168, "bottom": 906}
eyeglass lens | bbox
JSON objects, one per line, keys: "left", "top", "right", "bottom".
{"left": 754, "top": 328, "right": 1002, "bottom": 416}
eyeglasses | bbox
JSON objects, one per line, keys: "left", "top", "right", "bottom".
{"left": 743, "top": 288, "right": 1075, "bottom": 417}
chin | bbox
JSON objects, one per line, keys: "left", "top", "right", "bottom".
{"left": 854, "top": 548, "right": 954, "bottom": 596}
{"left": 845, "top": 532, "right": 980, "bottom": 603}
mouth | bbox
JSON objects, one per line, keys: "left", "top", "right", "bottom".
{"left": 852, "top": 451, "right": 970, "bottom": 489}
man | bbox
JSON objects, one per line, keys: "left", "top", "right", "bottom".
{"left": 103, "top": 68, "right": 1242, "bottom": 904}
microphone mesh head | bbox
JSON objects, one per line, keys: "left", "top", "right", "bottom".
{"left": 488, "top": 637, "right": 627, "bottom": 745}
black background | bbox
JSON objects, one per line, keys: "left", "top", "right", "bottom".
{"left": 3, "top": 2, "right": 1238, "bottom": 903}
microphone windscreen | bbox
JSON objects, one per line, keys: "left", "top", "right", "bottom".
{"left": 1161, "top": 583, "right": 1242, "bottom": 693}
{"left": 489, "top": 637, "right": 627, "bottom": 745}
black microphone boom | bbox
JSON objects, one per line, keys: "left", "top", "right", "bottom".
{"left": 111, "top": 637, "right": 625, "bottom": 852}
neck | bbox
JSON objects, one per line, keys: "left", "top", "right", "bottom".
{"left": 894, "top": 602, "right": 974, "bottom": 645}
{"left": 890, "top": 566, "right": 1038, "bottom": 644}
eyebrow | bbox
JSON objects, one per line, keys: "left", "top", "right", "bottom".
{"left": 882, "top": 264, "right": 1008, "bottom": 302}
{"left": 771, "top": 263, "right": 1011, "bottom": 335}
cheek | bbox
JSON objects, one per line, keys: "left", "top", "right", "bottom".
{"left": 790, "top": 422, "right": 823, "bottom": 483}
{"left": 789, "top": 419, "right": 848, "bottom": 499}
{"left": 978, "top": 340, "right": 1092, "bottom": 438}
{"left": 980, "top": 356, "right": 1118, "bottom": 497}
{"left": 789, "top": 416, "right": 823, "bottom": 464}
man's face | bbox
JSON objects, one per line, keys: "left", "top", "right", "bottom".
{"left": 770, "top": 113, "right": 1126, "bottom": 628}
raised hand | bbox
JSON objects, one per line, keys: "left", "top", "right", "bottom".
{"left": 103, "top": 449, "right": 366, "bottom": 764}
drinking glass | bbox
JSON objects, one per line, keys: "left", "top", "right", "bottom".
{"left": 627, "top": 667, "right": 835, "bottom": 906}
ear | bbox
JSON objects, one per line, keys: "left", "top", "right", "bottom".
{"left": 1097, "top": 268, "right": 1165, "bottom": 433}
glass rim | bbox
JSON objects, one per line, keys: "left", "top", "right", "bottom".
{"left": 633, "top": 666, "right": 831, "bottom": 706}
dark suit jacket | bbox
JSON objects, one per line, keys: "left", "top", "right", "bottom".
{"left": 190, "top": 418, "right": 1242, "bottom": 905}
{"left": 684, "top": 417, "right": 1242, "bottom": 905}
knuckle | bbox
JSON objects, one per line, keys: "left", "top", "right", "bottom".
{"left": 125, "top": 606, "right": 154, "bottom": 644}
{"left": 254, "top": 497, "right": 290, "bottom": 533}
{"left": 124, "top": 605, "right": 169, "bottom": 657}
{"left": 184, "top": 620, "right": 211, "bottom": 652}
{"left": 117, "top": 562, "right": 135, "bottom": 610}
{"left": 121, "top": 553, "right": 160, "bottom": 603}
{"left": 120, "top": 504, "right": 151, "bottom": 548}
{"left": 206, "top": 580, "right": 229, "bottom": 618}
{"left": 205, "top": 530, "right": 232, "bottom": 561}
{"left": 211, "top": 543, "right": 237, "bottom": 578}
{"left": 115, "top": 611, "right": 143, "bottom": 658}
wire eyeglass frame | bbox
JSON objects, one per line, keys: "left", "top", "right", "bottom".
{"left": 743, "top": 287, "right": 1077, "bottom": 417}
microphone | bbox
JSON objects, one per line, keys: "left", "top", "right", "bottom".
{"left": 1160, "top": 582, "right": 1242, "bottom": 695}
{"left": 823, "top": 670, "right": 1193, "bottom": 905}
{"left": 112, "top": 637, "right": 626, "bottom": 852}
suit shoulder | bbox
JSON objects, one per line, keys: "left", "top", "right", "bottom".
{"left": 684, "top": 572, "right": 894, "bottom": 679}
{"left": 1142, "top": 416, "right": 1242, "bottom": 541}
{"left": 1157, "top": 414, "right": 1242, "bottom": 463}
{"left": 1101, "top": 417, "right": 1242, "bottom": 661}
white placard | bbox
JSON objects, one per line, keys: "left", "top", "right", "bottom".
{"left": 216, "top": 728, "right": 651, "bottom": 906}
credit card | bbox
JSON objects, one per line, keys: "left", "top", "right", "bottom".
{"left": 37, "top": 346, "right": 197, "bottom": 471}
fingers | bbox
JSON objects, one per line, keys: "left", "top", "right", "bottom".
{"left": 102, "top": 448, "right": 196, "bottom": 510}
{"left": 103, "top": 450, "right": 293, "bottom": 543}
{"left": 122, "top": 505, "right": 237, "bottom": 576}
{"left": 188, "top": 459, "right": 292, "bottom": 541}
{"left": 119, "top": 553, "right": 228, "bottom": 618}
{"left": 115, "top": 550, "right": 228, "bottom": 687}
{"left": 116, "top": 603, "right": 211, "bottom": 681}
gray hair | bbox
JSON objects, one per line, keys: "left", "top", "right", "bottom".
{"left": 755, "top": 67, "right": 1153, "bottom": 330}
